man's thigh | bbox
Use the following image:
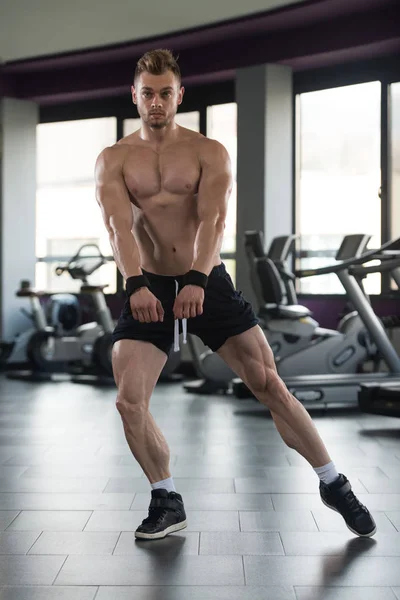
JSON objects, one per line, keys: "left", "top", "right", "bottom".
{"left": 188, "top": 264, "right": 259, "bottom": 352}
{"left": 112, "top": 339, "right": 168, "bottom": 396}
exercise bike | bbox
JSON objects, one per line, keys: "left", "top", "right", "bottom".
{"left": 183, "top": 232, "right": 306, "bottom": 395}
{"left": 55, "top": 246, "right": 182, "bottom": 384}
{"left": 6, "top": 244, "right": 114, "bottom": 382}
{"left": 184, "top": 232, "right": 375, "bottom": 396}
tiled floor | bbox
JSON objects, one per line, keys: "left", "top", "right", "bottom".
{"left": 0, "top": 373, "right": 400, "bottom": 600}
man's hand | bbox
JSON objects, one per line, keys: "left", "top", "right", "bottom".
{"left": 130, "top": 288, "right": 164, "bottom": 323}
{"left": 173, "top": 285, "right": 204, "bottom": 319}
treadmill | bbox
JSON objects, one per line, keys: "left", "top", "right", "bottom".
{"left": 353, "top": 248, "right": 400, "bottom": 417}
{"left": 232, "top": 237, "right": 400, "bottom": 407}
{"left": 358, "top": 383, "right": 400, "bottom": 417}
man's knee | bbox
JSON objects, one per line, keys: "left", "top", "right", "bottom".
{"left": 250, "top": 366, "right": 290, "bottom": 409}
{"left": 115, "top": 387, "right": 148, "bottom": 422}
{"left": 246, "top": 360, "right": 275, "bottom": 394}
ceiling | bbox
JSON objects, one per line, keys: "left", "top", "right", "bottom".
{"left": 0, "top": 0, "right": 306, "bottom": 63}
{"left": 1, "top": 0, "right": 399, "bottom": 106}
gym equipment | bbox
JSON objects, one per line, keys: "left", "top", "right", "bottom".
{"left": 183, "top": 334, "right": 235, "bottom": 394}
{"left": 266, "top": 234, "right": 376, "bottom": 378}
{"left": 246, "top": 232, "right": 375, "bottom": 371}
{"left": 233, "top": 232, "right": 374, "bottom": 392}
{"left": 6, "top": 244, "right": 114, "bottom": 382}
{"left": 358, "top": 383, "right": 400, "bottom": 417}
{"left": 354, "top": 246, "right": 400, "bottom": 417}
{"left": 182, "top": 233, "right": 301, "bottom": 395}
{"left": 5, "top": 244, "right": 181, "bottom": 384}
{"left": 233, "top": 237, "right": 400, "bottom": 406}
{"left": 183, "top": 232, "right": 371, "bottom": 395}
{"left": 245, "top": 231, "right": 300, "bottom": 308}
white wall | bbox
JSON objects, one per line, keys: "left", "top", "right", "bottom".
{"left": 0, "top": 98, "right": 38, "bottom": 341}
{"left": 0, "top": 0, "right": 305, "bottom": 62}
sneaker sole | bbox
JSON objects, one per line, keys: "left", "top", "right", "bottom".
{"left": 320, "top": 497, "right": 377, "bottom": 538}
{"left": 135, "top": 519, "right": 188, "bottom": 540}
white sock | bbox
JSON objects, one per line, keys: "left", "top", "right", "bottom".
{"left": 151, "top": 476, "right": 176, "bottom": 493}
{"left": 314, "top": 461, "right": 339, "bottom": 485}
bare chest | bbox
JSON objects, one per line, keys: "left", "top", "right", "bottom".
{"left": 123, "top": 146, "right": 200, "bottom": 202}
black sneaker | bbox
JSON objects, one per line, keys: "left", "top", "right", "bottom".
{"left": 135, "top": 489, "right": 187, "bottom": 540}
{"left": 320, "top": 473, "right": 376, "bottom": 537}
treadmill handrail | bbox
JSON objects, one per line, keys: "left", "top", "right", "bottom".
{"left": 350, "top": 256, "right": 400, "bottom": 276}
{"left": 295, "top": 237, "right": 400, "bottom": 278}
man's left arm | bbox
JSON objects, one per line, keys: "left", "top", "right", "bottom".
{"left": 173, "top": 140, "right": 233, "bottom": 320}
{"left": 191, "top": 139, "right": 233, "bottom": 275}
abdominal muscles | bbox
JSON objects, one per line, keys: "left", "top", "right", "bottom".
{"left": 133, "top": 193, "right": 200, "bottom": 275}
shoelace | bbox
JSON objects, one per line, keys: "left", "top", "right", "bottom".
{"left": 143, "top": 507, "right": 168, "bottom": 525}
{"left": 342, "top": 490, "right": 368, "bottom": 514}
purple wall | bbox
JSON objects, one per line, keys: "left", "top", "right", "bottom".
{"left": 39, "top": 292, "right": 399, "bottom": 334}
{"left": 302, "top": 296, "right": 400, "bottom": 329}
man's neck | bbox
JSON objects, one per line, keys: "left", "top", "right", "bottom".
{"left": 140, "top": 121, "right": 178, "bottom": 146}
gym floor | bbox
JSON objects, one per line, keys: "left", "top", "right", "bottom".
{"left": 0, "top": 374, "right": 399, "bottom": 600}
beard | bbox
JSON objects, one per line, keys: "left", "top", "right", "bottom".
{"left": 141, "top": 108, "right": 176, "bottom": 130}
{"left": 149, "top": 118, "right": 169, "bottom": 129}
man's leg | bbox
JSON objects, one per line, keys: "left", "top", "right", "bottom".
{"left": 216, "top": 325, "right": 376, "bottom": 537}
{"left": 112, "top": 340, "right": 187, "bottom": 539}
{"left": 113, "top": 339, "right": 171, "bottom": 482}
{"left": 217, "top": 326, "right": 330, "bottom": 466}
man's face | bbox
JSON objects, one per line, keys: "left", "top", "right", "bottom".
{"left": 132, "top": 71, "right": 184, "bottom": 129}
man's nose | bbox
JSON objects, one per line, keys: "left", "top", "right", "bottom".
{"left": 151, "top": 95, "right": 162, "bottom": 106}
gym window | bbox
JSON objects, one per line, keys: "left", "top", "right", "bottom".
{"left": 207, "top": 102, "right": 237, "bottom": 286}
{"left": 295, "top": 82, "right": 381, "bottom": 295}
{"left": 36, "top": 117, "right": 117, "bottom": 294}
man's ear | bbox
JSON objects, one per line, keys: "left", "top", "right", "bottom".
{"left": 131, "top": 85, "right": 137, "bottom": 104}
{"left": 178, "top": 86, "right": 185, "bottom": 106}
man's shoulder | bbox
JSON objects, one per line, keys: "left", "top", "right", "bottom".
{"left": 99, "top": 143, "right": 128, "bottom": 157}
{"left": 97, "top": 141, "right": 134, "bottom": 167}
{"left": 196, "top": 136, "right": 229, "bottom": 161}
{"left": 100, "top": 132, "right": 142, "bottom": 155}
{"left": 95, "top": 144, "right": 132, "bottom": 180}
{"left": 116, "top": 131, "right": 142, "bottom": 148}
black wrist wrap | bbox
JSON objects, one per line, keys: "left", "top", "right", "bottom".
{"left": 126, "top": 274, "right": 150, "bottom": 297}
{"left": 182, "top": 269, "right": 208, "bottom": 289}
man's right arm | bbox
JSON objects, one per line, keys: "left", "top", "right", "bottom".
{"left": 95, "top": 147, "right": 142, "bottom": 278}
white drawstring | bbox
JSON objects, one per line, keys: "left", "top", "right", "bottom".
{"left": 174, "top": 280, "right": 187, "bottom": 352}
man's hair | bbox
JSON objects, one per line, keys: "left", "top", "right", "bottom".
{"left": 134, "top": 49, "right": 181, "bottom": 85}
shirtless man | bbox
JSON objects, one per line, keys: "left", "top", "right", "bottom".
{"left": 95, "top": 49, "right": 376, "bottom": 541}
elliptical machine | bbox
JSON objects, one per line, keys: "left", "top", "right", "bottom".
{"left": 6, "top": 244, "right": 114, "bottom": 382}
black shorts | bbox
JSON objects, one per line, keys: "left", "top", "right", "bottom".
{"left": 112, "top": 262, "right": 259, "bottom": 356}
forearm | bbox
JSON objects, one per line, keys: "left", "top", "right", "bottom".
{"left": 191, "top": 219, "right": 225, "bottom": 276}
{"left": 109, "top": 230, "right": 142, "bottom": 279}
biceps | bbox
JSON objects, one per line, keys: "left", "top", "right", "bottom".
{"left": 96, "top": 182, "right": 133, "bottom": 234}
{"left": 197, "top": 172, "right": 231, "bottom": 221}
